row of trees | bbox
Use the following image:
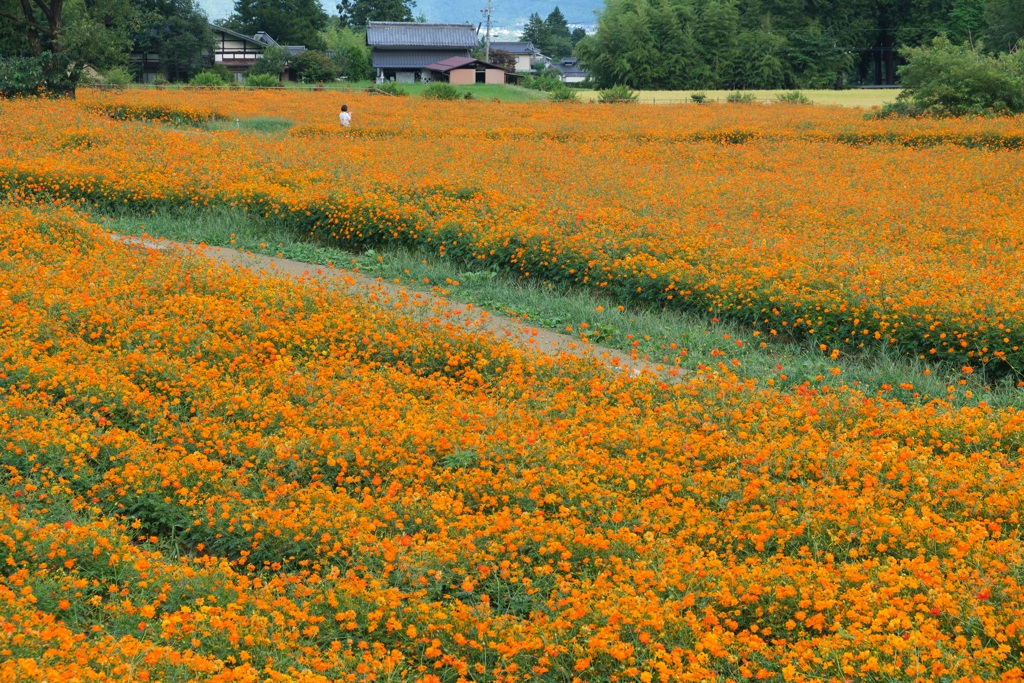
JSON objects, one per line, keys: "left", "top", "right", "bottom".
{"left": 0, "top": 0, "right": 214, "bottom": 92}
{"left": 576, "top": 0, "right": 1024, "bottom": 90}
{"left": 0, "top": 0, "right": 407, "bottom": 91}
{"left": 520, "top": 7, "right": 586, "bottom": 59}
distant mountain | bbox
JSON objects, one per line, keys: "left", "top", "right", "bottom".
{"left": 198, "top": 0, "right": 601, "bottom": 34}
{"left": 415, "top": 0, "right": 600, "bottom": 28}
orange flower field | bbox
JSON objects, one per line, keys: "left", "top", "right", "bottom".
{"left": 2, "top": 91, "right": 1024, "bottom": 681}
{"left": 1, "top": 90, "right": 1023, "bottom": 379}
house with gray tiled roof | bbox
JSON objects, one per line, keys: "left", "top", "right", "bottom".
{"left": 488, "top": 41, "right": 543, "bottom": 73}
{"left": 366, "top": 21, "right": 478, "bottom": 83}
{"left": 551, "top": 57, "right": 588, "bottom": 84}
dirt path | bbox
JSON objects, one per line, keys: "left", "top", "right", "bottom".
{"left": 112, "top": 235, "right": 681, "bottom": 381}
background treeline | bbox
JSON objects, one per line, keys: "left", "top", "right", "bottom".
{"left": 0, "top": 0, "right": 392, "bottom": 89}
{"left": 577, "top": 0, "right": 1024, "bottom": 89}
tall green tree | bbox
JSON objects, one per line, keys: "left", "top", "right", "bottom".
{"left": 983, "top": 0, "right": 1024, "bottom": 51}
{"left": 228, "top": 0, "right": 327, "bottom": 48}
{"left": 543, "top": 6, "right": 573, "bottom": 57}
{"left": 520, "top": 12, "right": 546, "bottom": 46}
{"left": 337, "top": 0, "right": 414, "bottom": 28}
{"left": 320, "top": 22, "right": 372, "bottom": 80}
{"left": 133, "top": 0, "right": 214, "bottom": 81}
{"left": 0, "top": 0, "right": 67, "bottom": 56}
{"left": 62, "top": 0, "right": 140, "bottom": 70}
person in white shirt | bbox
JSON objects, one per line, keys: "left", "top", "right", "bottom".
{"left": 339, "top": 104, "right": 351, "bottom": 127}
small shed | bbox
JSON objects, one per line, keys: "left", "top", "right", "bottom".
{"left": 424, "top": 56, "right": 517, "bottom": 85}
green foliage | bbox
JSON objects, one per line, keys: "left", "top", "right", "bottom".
{"left": 520, "top": 8, "right": 574, "bottom": 59}
{"left": 690, "top": 92, "right": 707, "bottom": 103}
{"left": 421, "top": 82, "right": 461, "bottom": 100}
{"left": 0, "top": 55, "right": 46, "bottom": 97}
{"left": 368, "top": 80, "right": 407, "bottom": 96}
{"left": 521, "top": 73, "right": 564, "bottom": 92}
{"left": 577, "top": 0, "right": 1024, "bottom": 90}
{"left": 982, "top": 0, "right": 1024, "bottom": 52}
{"left": 62, "top": 0, "right": 138, "bottom": 71}
{"left": 726, "top": 90, "right": 757, "bottom": 103}
{"left": 549, "top": 84, "right": 578, "bottom": 101}
{"left": 0, "top": 52, "right": 80, "bottom": 98}
{"left": 247, "top": 45, "right": 290, "bottom": 77}
{"left": 320, "top": 25, "right": 372, "bottom": 81}
{"left": 290, "top": 49, "right": 338, "bottom": 83}
{"left": 134, "top": 0, "right": 215, "bottom": 82}
{"left": 226, "top": 0, "right": 328, "bottom": 50}
{"left": 776, "top": 90, "right": 812, "bottom": 104}
{"left": 190, "top": 69, "right": 229, "bottom": 86}
{"left": 102, "top": 66, "right": 135, "bottom": 86}
{"left": 894, "top": 36, "right": 1024, "bottom": 115}
{"left": 244, "top": 72, "right": 281, "bottom": 87}
{"left": 336, "top": 0, "right": 414, "bottom": 28}
{"left": 597, "top": 83, "right": 637, "bottom": 102}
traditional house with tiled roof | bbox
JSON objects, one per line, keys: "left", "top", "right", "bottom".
{"left": 551, "top": 57, "right": 588, "bottom": 84}
{"left": 488, "top": 41, "right": 543, "bottom": 73}
{"left": 366, "top": 21, "right": 477, "bottom": 83}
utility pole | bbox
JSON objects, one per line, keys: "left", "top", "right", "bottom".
{"left": 482, "top": 0, "right": 493, "bottom": 62}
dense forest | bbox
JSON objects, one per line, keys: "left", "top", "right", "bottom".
{"left": 576, "top": 0, "right": 1024, "bottom": 89}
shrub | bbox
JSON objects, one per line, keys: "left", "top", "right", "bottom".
{"left": 726, "top": 91, "right": 757, "bottom": 104}
{"left": 422, "top": 82, "right": 461, "bottom": 100}
{"left": 549, "top": 85, "right": 579, "bottom": 102}
{"left": 368, "top": 80, "right": 407, "bottom": 96}
{"left": 690, "top": 92, "right": 707, "bottom": 104}
{"left": 776, "top": 90, "right": 812, "bottom": 104}
{"left": 245, "top": 73, "right": 280, "bottom": 88}
{"left": 211, "top": 64, "right": 233, "bottom": 83}
{"left": 522, "top": 74, "right": 564, "bottom": 92}
{"left": 190, "top": 70, "right": 228, "bottom": 87}
{"left": 103, "top": 67, "right": 135, "bottom": 87}
{"left": 152, "top": 74, "right": 169, "bottom": 87}
{"left": 597, "top": 84, "right": 637, "bottom": 103}
{"left": 291, "top": 50, "right": 338, "bottom": 84}
{"left": 0, "top": 52, "right": 79, "bottom": 98}
{"left": 893, "top": 36, "right": 1024, "bottom": 116}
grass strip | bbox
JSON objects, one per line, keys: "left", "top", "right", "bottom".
{"left": 97, "top": 206, "right": 1024, "bottom": 410}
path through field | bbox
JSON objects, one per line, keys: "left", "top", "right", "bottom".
{"left": 113, "top": 234, "right": 680, "bottom": 381}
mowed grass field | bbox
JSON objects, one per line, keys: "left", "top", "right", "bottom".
{"left": 577, "top": 88, "right": 902, "bottom": 106}
{"left": 2, "top": 90, "right": 1024, "bottom": 682}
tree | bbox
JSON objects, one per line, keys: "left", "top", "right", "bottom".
{"left": 543, "top": 6, "right": 573, "bottom": 57}
{"left": 62, "top": 0, "right": 140, "bottom": 70}
{"left": 133, "top": 0, "right": 214, "bottom": 82}
{"left": 894, "top": 35, "right": 1024, "bottom": 114}
{"left": 228, "top": 0, "right": 327, "bottom": 49}
{"left": 247, "top": 43, "right": 289, "bottom": 75}
{"left": 321, "top": 23, "right": 372, "bottom": 80}
{"left": 570, "top": 26, "right": 586, "bottom": 45}
{"left": 337, "top": 0, "right": 414, "bottom": 28}
{"left": 983, "top": 0, "right": 1024, "bottom": 52}
{"left": 520, "top": 13, "right": 546, "bottom": 47}
{"left": 290, "top": 48, "right": 336, "bottom": 81}
{"left": 0, "top": 0, "right": 86, "bottom": 95}
{"left": 0, "top": 0, "right": 66, "bottom": 56}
